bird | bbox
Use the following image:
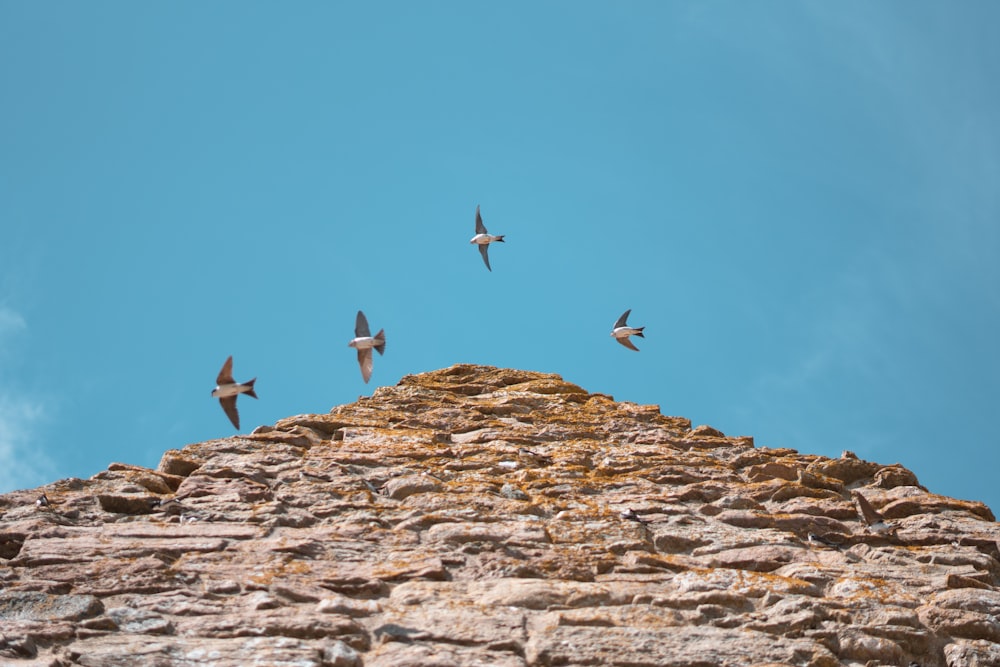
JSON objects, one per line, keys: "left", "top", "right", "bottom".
{"left": 211, "top": 356, "right": 258, "bottom": 430}
{"left": 620, "top": 508, "right": 652, "bottom": 525}
{"left": 348, "top": 310, "right": 386, "bottom": 383}
{"left": 852, "top": 491, "right": 896, "bottom": 534}
{"left": 806, "top": 532, "right": 845, "bottom": 549}
{"left": 469, "top": 205, "right": 505, "bottom": 271}
{"left": 610, "top": 309, "right": 645, "bottom": 351}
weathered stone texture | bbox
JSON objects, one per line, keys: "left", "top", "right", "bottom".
{"left": 1, "top": 364, "right": 998, "bottom": 666}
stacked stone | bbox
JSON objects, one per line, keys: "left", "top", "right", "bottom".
{"left": 1, "top": 365, "right": 998, "bottom": 666}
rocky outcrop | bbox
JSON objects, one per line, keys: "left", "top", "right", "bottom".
{"left": 1, "top": 364, "right": 998, "bottom": 666}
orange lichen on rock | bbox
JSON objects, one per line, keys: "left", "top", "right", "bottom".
{"left": 1, "top": 365, "right": 998, "bottom": 666}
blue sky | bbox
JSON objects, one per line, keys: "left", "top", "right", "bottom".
{"left": 2, "top": 3, "right": 998, "bottom": 512}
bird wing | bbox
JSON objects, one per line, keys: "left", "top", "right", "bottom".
{"left": 475, "top": 205, "right": 488, "bottom": 235}
{"left": 613, "top": 310, "right": 632, "bottom": 329}
{"left": 478, "top": 244, "right": 492, "bottom": 271}
{"left": 219, "top": 396, "right": 240, "bottom": 430}
{"left": 357, "top": 348, "right": 374, "bottom": 383}
{"left": 216, "top": 355, "right": 235, "bottom": 385}
{"left": 355, "top": 310, "right": 371, "bottom": 338}
{"left": 616, "top": 336, "right": 640, "bottom": 352}
{"left": 852, "top": 491, "right": 882, "bottom": 525}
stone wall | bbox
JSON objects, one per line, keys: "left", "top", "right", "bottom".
{"left": 1, "top": 365, "right": 998, "bottom": 666}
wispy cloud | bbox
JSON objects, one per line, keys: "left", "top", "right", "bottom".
{"left": 0, "top": 305, "right": 27, "bottom": 337}
{"left": 742, "top": 245, "right": 913, "bottom": 456}
{"left": 758, "top": 247, "right": 895, "bottom": 378}
{"left": 0, "top": 306, "right": 53, "bottom": 492}
{"left": 0, "top": 394, "right": 52, "bottom": 492}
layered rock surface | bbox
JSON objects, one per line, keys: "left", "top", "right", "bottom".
{"left": 1, "top": 365, "right": 999, "bottom": 667}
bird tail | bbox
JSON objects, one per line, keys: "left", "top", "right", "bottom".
{"left": 244, "top": 378, "right": 258, "bottom": 399}
{"left": 374, "top": 329, "right": 386, "bottom": 355}
{"left": 494, "top": 235, "right": 505, "bottom": 243}
{"left": 634, "top": 327, "right": 645, "bottom": 338}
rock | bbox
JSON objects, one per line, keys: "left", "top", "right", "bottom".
{"left": 944, "top": 639, "right": 1000, "bottom": 667}
{"left": 1, "top": 364, "right": 997, "bottom": 667}
{"left": 0, "top": 530, "right": 26, "bottom": 559}
{"left": 707, "top": 544, "right": 807, "bottom": 572}
{"left": 0, "top": 592, "right": 103, "bottom": 621}
{"left": 807, "top": 456, "right": 881, "bottom": 484}
{"left": 0, "top": 633, "right": 37, "bottom": 659}
{"left": 366, "top": 643, "right": 527, "bottom": 667}
{"left": 690, "top": 424, "right": 726, "bottom": 437}
{"left": 745, "top": 462, "right": 800, "bottom": 482}
{"left": 835, "top": 627, "right": 905, "bottom": 663}
{"left": 919, "top": 589, "right": 1000, "bottom": 643}
{"left": 882, "top": 494, "right": 996, "bottom": 522}
{"left": 156, "top": 451, "right": 202, "bottom": 477}
{"left": 500, "top": 483, "right": 530, "bottom": 501}
{"left": 524, "top": 624, "right": 840, "bottom": 667}
{"left": 323, "top": 640, "right": 363, "bottom": 667}
{"left": 64, "top": 635, "right": 342, "bottom": 667}
{"left": 874, "top": 464, "right": 921, "bottom": 488}
{"left": 96, "top": 494, "right": 158, "bottom": 515}
{"left": 317, "top": 595, "right": 382, "bottom": 617}
{"left": 380, "top": 474, "right": 442, "bottom": 500}
{"left": 104, "top": 607, "right": 174, "bottom": 635}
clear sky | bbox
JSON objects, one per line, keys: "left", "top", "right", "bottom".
{"left": 2, "top": 3, "right": 998, "bottom": 513}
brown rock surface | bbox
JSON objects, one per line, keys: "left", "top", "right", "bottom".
{"left": 1, "top": 364, "right": 998, "bottom": 666}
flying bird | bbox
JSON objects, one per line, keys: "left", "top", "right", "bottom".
{"left": 469, "top": 205, "right": 505, "bottom": 271}
{"left": 852, "top": 491, "right": 896, "bottom": 534}
{"left": 348, "top": 310, "right": 386, "bottom": 383}
{"left": 610, "top": 309, "right": 645, "bottom": 351}
{"left": 211, "top": 356, "right": 258, "bottom": 430}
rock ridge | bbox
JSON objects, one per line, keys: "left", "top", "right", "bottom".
{"left": 1, "top": 364, "right": 998, "bottom": 666}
